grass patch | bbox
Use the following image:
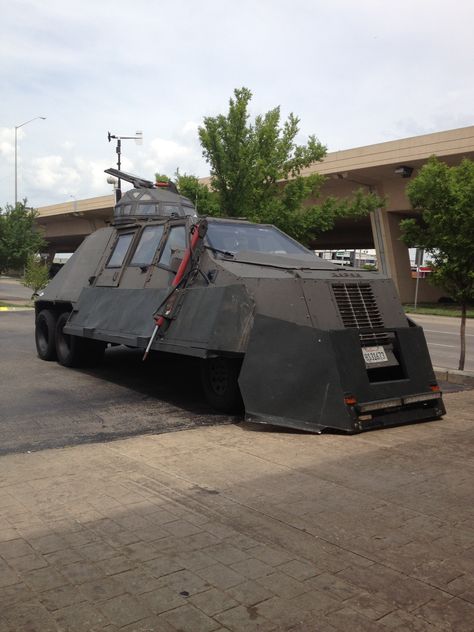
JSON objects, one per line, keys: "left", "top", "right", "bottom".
{"left": 0, "top": 300, "right": 34, "bottom": 309}
{"left": 404, "top": 303, "right": 474, "bottom": 318}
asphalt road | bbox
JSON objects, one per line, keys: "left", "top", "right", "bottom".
{"left": 0, "top": 276, "right": 32, "bottom": 301}
{"left": 410, "top": 313, "right": 474, "bottom": 371}
{"left": 0, "top": 310, "right": 235, "bottom": 455}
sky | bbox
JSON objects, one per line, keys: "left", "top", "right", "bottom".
{"left": 1, "top": 0, "right": 473, "bottom": 208}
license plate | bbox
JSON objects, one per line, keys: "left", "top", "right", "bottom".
{"left": 362, "top": 346, "right": 388, "bottom": 365}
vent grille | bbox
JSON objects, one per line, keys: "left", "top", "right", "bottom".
{"left": 332, "top": 283, "right": 384, "bottom": 330}
{"left": 359, "top": 332, "right": 392, "bottom": 347}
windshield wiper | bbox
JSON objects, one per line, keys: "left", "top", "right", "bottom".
{"left": 205, "top": 246, "right": 235, "bottom": 258}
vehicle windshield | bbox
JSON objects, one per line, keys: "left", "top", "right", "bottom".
{"left": 206, "top": 222, "right": 309, "bottom": 256}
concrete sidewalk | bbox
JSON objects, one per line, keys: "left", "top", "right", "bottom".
{"left": 0, "top": 390, "right": 473, "bottom": 631}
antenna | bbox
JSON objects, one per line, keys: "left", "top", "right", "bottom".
{"left": 107, "top": 131, "right": 143, "bottom": 201}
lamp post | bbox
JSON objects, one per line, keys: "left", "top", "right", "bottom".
{"left": 14, "top": 116, "right": 46, "bottom": 207}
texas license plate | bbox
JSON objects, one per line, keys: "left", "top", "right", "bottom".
{"left": 362, "top": 346, "right": 388, "bottom": 365}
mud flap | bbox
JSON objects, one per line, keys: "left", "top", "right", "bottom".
{"left": 238, "top": 314, "right": 354, "bottom": 432}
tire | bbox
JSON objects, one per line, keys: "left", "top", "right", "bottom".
{"left": 55, "top": 312, "right": 105, "bottom": 367}
{"left": 35, "top": 309, "right": 57, "bottom": 361}
{"left": 200, "top": 357, "right": 243, "bottom": 413}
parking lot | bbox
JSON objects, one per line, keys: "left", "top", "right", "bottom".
{"left": 0, "top": 310, "right": 234, "bottom": 455}
{"left": 0, "top": 307, "right": 474, "bottom": 631}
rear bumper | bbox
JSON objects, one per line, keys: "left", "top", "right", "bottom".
{"left": 352, "top": 394, "right": 446, "bottom": 432}
{"left": 239, "top": 315, "right": 446, "bottom": 434}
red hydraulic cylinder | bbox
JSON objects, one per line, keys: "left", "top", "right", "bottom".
{"left": 154, "top": 222, "right": 203, "bottom": 328}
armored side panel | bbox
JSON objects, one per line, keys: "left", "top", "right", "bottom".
{"left": 65, "top": 284, "right": 254, "bottom": 357}
{"left": 39, "top": 228, "right": 115, "bottom": 304}
{"left": 239, "top": 315, "right": 350, "bottom": 431}
{"left": 160, "top": 285, "right": 254, "bottom": 355}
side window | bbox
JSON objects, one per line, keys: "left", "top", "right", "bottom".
{"left": 115, "top": 204, "right": 132, "bottom": 217}
{"left": 130, "top": 225, "right": 165, "bottom": 266}
{"left": 107, "top": 233, "right": 134, "bottom": 268}
{"left": 161, "top": 204, "right": 180, "bottom": 216}
{"left": 182, "top": 204, "right": 197, "bottom": 216}
{"left": 159, "top": 226, "right": 187, "bottom": 267}
{"left": 136, "top": 203, "right": 158, "bottom": 215}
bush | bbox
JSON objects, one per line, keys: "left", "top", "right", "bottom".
{"left": 22, "top": 255, "right": 49, "bottom": 297}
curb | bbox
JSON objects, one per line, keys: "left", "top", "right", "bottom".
{"left": 434, "top": 367, "right": 474, "bottom": 387}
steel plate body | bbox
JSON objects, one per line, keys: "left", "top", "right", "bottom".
{"left": 35, "top": 173, "right": 446, "bottom": 433}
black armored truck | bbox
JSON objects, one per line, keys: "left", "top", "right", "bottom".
{"left": 35, "top": 169, "right": 445, "bottom": 433}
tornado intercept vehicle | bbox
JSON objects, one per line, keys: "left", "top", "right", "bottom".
{"left": 35, "top": 169, "right": 445, "bottom": 433}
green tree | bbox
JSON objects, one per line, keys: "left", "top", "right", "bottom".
{"left": 174, "top": 171, "right": 221, "bottom": 216}
{"left": 400, "top": 156, "right": 474, "bottom": 370}
{"left": 197, "top": 87, "right": 381, "bottom": 244}
{"left": 0, "top": 201, "right": 45, "bottom": 273}
{"left": 155, "top": 171, "right": 221, "bottom": 216}
{"left": 22, "top": 254, "right": 50, "bottom": 297}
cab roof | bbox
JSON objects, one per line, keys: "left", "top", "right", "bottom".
{"left": 113, "top": 187, "right": 197, "bottom": 224}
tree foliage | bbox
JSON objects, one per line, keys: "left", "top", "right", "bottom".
{"left": 174, "top": 171, "right": 221, "bottom": 217}
{"left": 197, "top": 87, "right": 381, "bottom": 243}
{"left": 22, "top": 254, "right": 50, "bottom": 297}
{"left": 0, "top": 201, "right": 45, "bottom": 273}
{"left": 400, "top": 156, "right": 474, "bottom": 370}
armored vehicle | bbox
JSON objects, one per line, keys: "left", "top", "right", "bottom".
{"left": 35, "top": 169, "right": 445, "bottom": 433}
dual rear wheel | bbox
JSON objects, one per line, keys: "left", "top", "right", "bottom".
{"left": 35, "top": 309, "right": 57, "bottom": 361}
{"left": 200, "top": 357, "right": 243, "bottom": 413}
{"left": 36, "top": 309, "right": 242, "bottom": 412}
{"left": 35, "top": 309, "right": 105, "bottom": 367}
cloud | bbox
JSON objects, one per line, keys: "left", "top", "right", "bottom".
{"left": 181, "top": 121, "right": 200, "bottom": 136}
{"left": 143, "top": 136, "right": 206, "bottom": 179}
{"left": 148, "top": 137, "right": 192, "bottom": 165}
{"left": 1, "top": 0, "right": 474, "bottom": 207}
{"left": 0, "top": 127, "right": 33, "bottom": 162}
{"left": 23, "top": 155, "right": 123, "bottom": 201}
{"left": 3, "top": 130, "right": 207, "bottom": 207}
{"left": 0, "top": 128, "right": 15, "bottom": 160}
{"left": 30, "top": 156, "right": 81, "bottom": 194}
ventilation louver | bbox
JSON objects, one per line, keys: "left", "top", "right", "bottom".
{"left": 332, "top": 283, "right": 384, "bottom": 331}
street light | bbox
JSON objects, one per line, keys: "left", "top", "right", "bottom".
{"left": 14, "top": 116, "right": 46, "bottom": 207}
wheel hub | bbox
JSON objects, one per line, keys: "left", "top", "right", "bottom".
{"left": 209, "top": 361, "right": 229, "bottom": 395}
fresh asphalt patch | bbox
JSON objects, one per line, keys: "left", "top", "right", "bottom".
{"left": 0, "top": 311, "right": 237, "bottom": 455}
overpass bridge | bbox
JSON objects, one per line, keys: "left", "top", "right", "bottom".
{"left": 36, "top": 126, "right": 474, "bottom": 303}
